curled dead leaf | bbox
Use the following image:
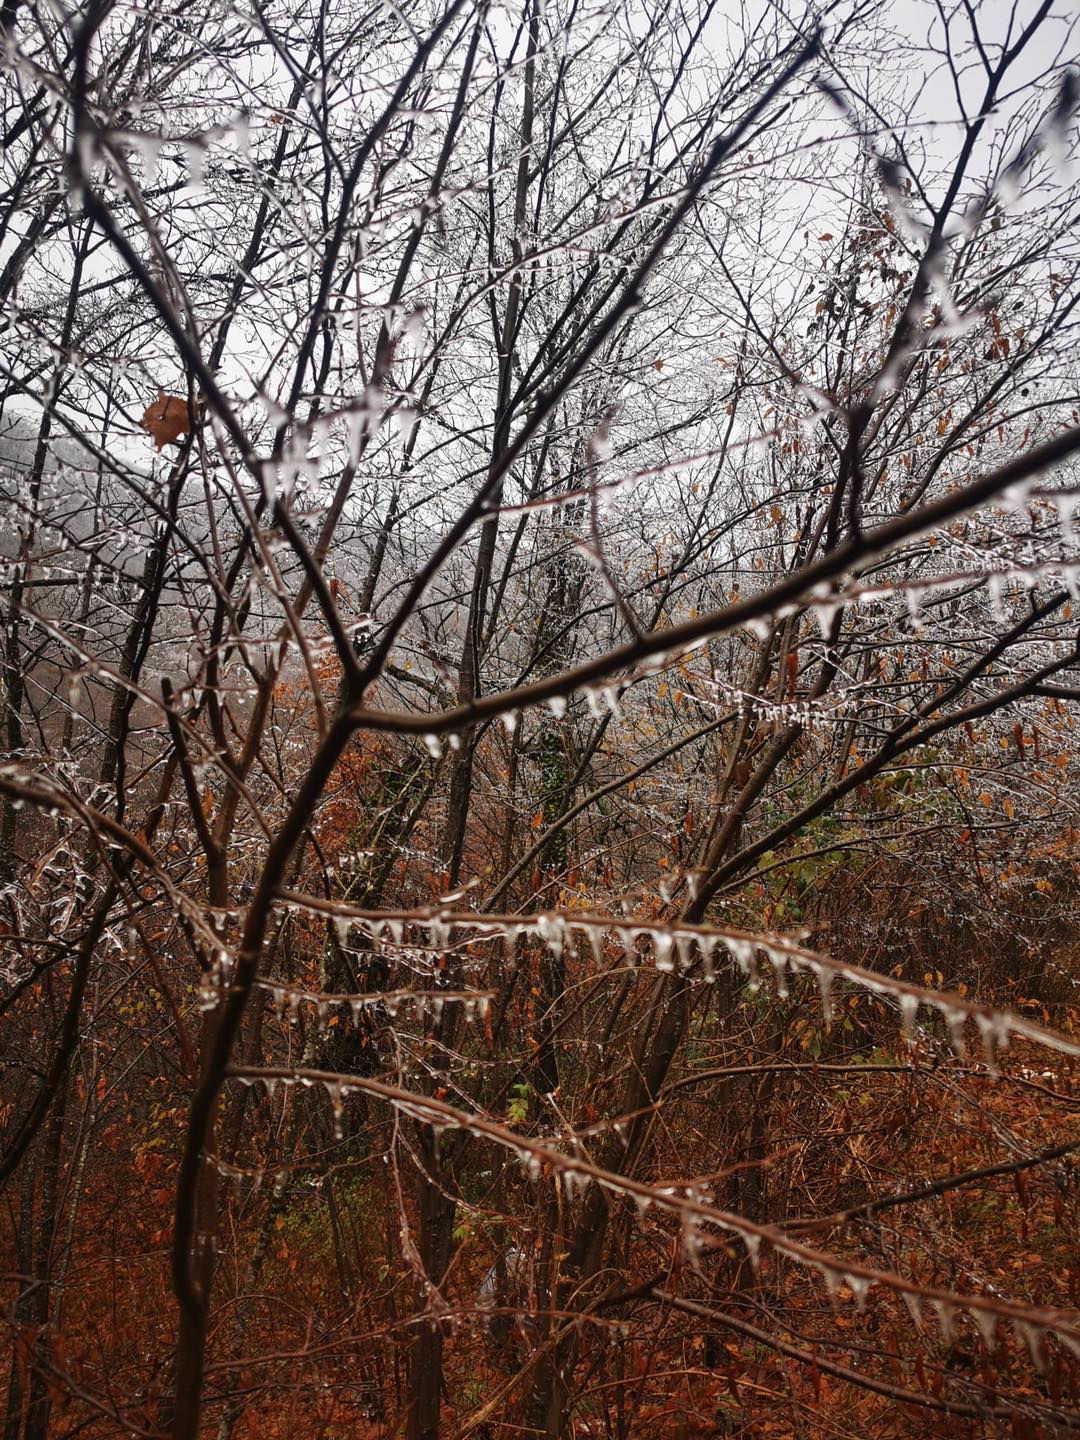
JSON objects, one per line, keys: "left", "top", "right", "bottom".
{"left": 141, "top": 391, "right": 194, "bottom": 450}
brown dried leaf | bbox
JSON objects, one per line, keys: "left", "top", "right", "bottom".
{"left": 141, "top": 392, "right": 192, "bottom": 450}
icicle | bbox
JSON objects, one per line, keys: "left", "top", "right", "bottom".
{"left": 901, "top": 1290, "right": 923, "bottom": 1331}
{"left": 272, "top": 986, "right": 286, "bottom": 1018}
{"left": 263, "top": 1076, "right": 279, "bottom": 1102}
{"left": 316, "top": 999, "right": 330, "bottom": 1032}
{"left": 584, "top": 922, "right": 605, "bottom": 965}
{"left": 846, "top": 1274, "right": 870, "bottom": 1310}
{"left": 1014, "top": 1320, "right": 1048, "bottom": 1374}
{"left": 537, "top": 912, "right": 565, "bottom": 958}
{"left": 622, "top": 927, "right": 639, "bottom": 965}
{"left": 940, "top": 1003, "right": 967, "bottom": 1057}
{"left": 699, "top": 934, "right": 717, "bottom": 983}
{"left": 813, "top": 601, "right": 838, "bottom": 639}
{"left": 583, "top": 686, "right": 605, "bottom": 718}
{"left": 681, "top": 1211, "right": 704, "bottom": 1264}
{"left": 633, "top": 1192, "right": 652, "bottom": 1218}
{"left": 727, "top": 937, "right": 756, "bottom": 981}
{"left": 501, "top": 710, "right": 518, "bottom": 736}
{"left": 547, "top": 695, "right": 567, "bottom": 718}
{"left": 1058, "top": 491, "right": 1078, "bottom": 539}
{"left": 988, "top": 573, "right": 1006, "bottom": 620}
{"left": 675, "top": 935, "right": 694, "bottom": 973}
{"left": 969, "top": 1305, "right": 997, "bottom": 1349}
{"left": 899, "top": 992, "right": 919, "bottom": 1044}
{"left": 653, "top": 930, "right": 675, "bottom": 972}
{"left": 820, "top": 1265, "right": 842, "bottom": 1305}
{"left": 767, "top": 946, "right": 790, "bottom": 999}
{"left": 742, "top": 1232, "right": 762, "bottom": 1271}
{"left": 905, "top": 587, "right": 923, "bottom": 631}
{"left": 814, "top": 963, "right": 834, "bottom": 1025}
{"left": 932, "top": 1300, "right": 957, "bottom": 1344}
{"left": 562, "top": 1167, "right": 586, "bottom": 1201}
{"left": 326, "top": 1079, "right": 345, "bottom": 1139}
{"left": 975, "top": 1012, "right": 1010, "bottom": 1075}
{"left": 423, "top": 733, "right": 443, "bottom": 759}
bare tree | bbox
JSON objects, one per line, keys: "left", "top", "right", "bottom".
{"left": 3, "top": 1, "right": 1080, "bottom": 1438}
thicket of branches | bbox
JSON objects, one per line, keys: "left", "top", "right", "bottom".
{"left": 3, "top": 0, "right": 1080, "bottom": 1436}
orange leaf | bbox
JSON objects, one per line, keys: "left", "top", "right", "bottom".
{"left": 141, "top": 391, "right": 193, "bottom": 450}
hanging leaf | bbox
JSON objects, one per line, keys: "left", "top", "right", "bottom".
{"left": 141, "top": 392, "right": 193, "bottom": 450}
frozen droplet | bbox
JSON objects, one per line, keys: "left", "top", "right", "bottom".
{"left": 423, "top": 733, "right": 443, "bottom": 759}
{"left": 501, "top": 710, "right": 518, "bottom": 735}
{"left": 547, "top": 695, "right": 567, "bottom": 718}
